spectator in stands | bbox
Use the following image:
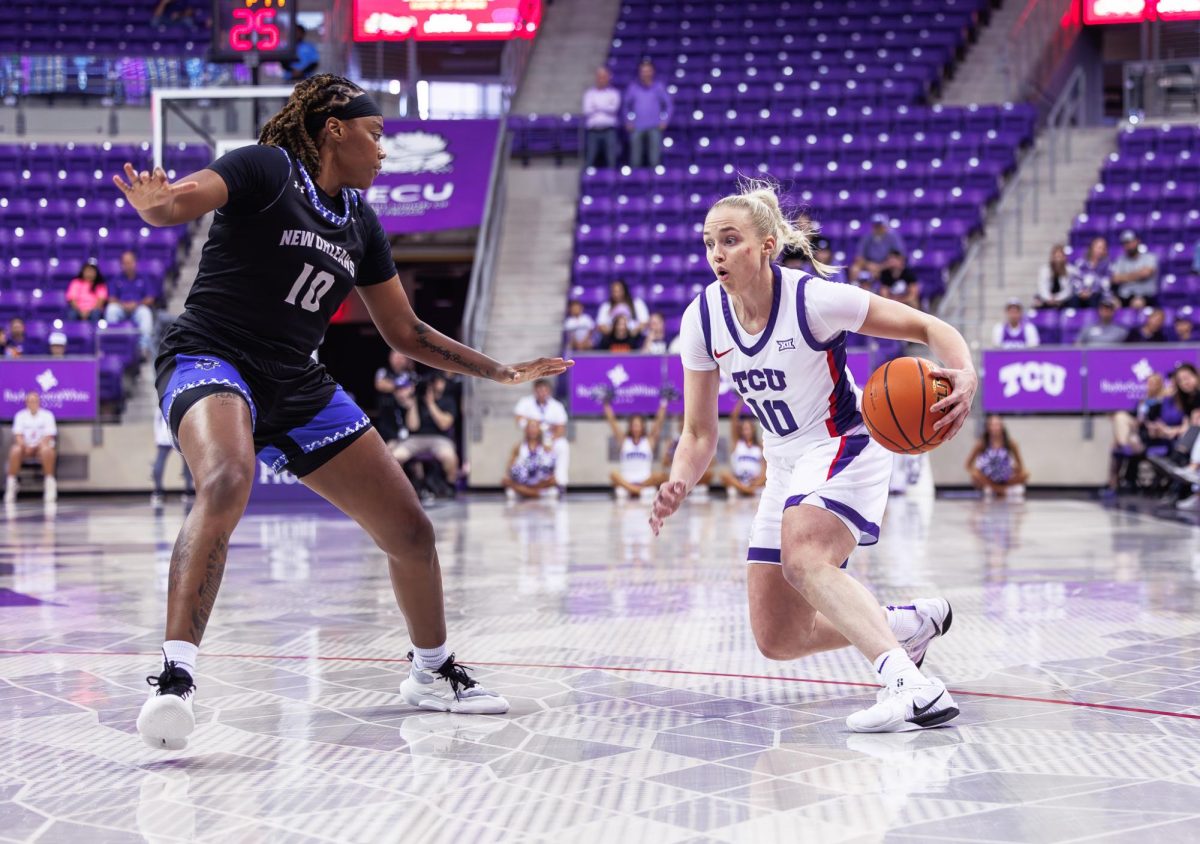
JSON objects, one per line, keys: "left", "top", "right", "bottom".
{"left": 623, "top": 60, "right": 672, "bottom": 168}
{"left": 5, "top": 318, "right": 25, "bottom": 357}
{"left": 640, "top": 312, "right": 669, "bottom": 354}
{"left": 1171, "top": 363, "right": 1199, "bottom": 418}
{"left": 797, "top": 237, "right": 846, "bottom": 284}
{"left": 5, "top": 391, "right": 56, "bottom": 504}
{"left": 603, "top": 394, "right": 668, "bottom": 500}
{"left": 597, "top": 279, "right": 649, "bottom": 335}
{"left": 66, "top": 262, "right": 108, "bottom": 322}
{"left": 105, "top": 251, "right": 156, "bottom": 358}
{"left": 151, "top": 410, "right": 193, "bottom": 508}
{"left": 1126, "top": 307, "right": 1167, "bottom": 343}
{"left": 289, "top": 26, "right": 321, "bottom": 81}
{"left": 47, "top": 332, "right": 67, "bottom": 358}
{"left": 849, "top": 213, "right": 905, "bottom": 282}
{"left": 502, "top": 420, "right": 558, "bottom": 501}
{"left": 1171, "top": 314, "right": 1194, "bottom": 343}
{"left": 151, "top": 0, "right": 198, "bottom": 28}
{"left": 1168, "top": 408, "right": 1200, "bottom": 511}
{"left": 720, "top": 399, "right": 766, "bottom": 498}
{"left": 1071, "top": 237, "right": 1111, "bottom": 308}
{"left": 598, "top": 314, "right": 642, "bottom": 352}
{"left": 992, "top": 299, "right": 1039, "bottom": 348}
{"left": 583, "top": 66, "right": 621, "bottom": 169}
{"left": 1193, "top": 238, "right": 1200, "bottom": 274}
{"left": 878, "top": 249, "right": 921, "bottom": 310}
{"left": 1109, "top": 230, "right": 1159, "bottom": 308}
{"left": 374, "top": 351, "right": 417, "bottom": 444}
{"left": 1109, "top": 371, "right": 1167, "bottom": 492}
{"left": 562, "top": 299, "right": 596, "bottom": 352}
{"left": 392, "top": 372, "right": 460, "bottom": 496}
{"left": 1034, "top": 244, "right": 1077, "bottom": 309}
{"left": 966, "top": 414, "right": 1029, "bottom": 500}
{"left": 514, "top": 378, "right": 569, "bottom": 489}
{"left": 1077, "top": 297, "right": 1127, "bottom": 345}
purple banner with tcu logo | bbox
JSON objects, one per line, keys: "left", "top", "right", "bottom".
{"left": 981, "top": 349, "right": 1084, "bottom": 413}
{"left": 569, "top": 352, "right": 872, "bottom": 416}
{"left": 366, "top": 119, "right": 500, "bottom": 234}
{"left": 0, "top": 358, "right": 98, "bottom": 421}
{"left": 1085, "top": 347, "right": 1200, "bottom": 412}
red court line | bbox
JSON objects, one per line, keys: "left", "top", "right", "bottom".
{"left": 4, "top": 648, "right": 1198, "bottom": 721}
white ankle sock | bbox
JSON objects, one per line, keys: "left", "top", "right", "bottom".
{"left": 873, "top": 647, "right": 925, "bottom": 690}
{"left": 883, "top": 604, "right": 922, "bottom": 641}
{"left": 412, "top": 643, "right": 449, "bottom": 671}
{"left": 162, "top": 641, "right": 198, "bottom": 677}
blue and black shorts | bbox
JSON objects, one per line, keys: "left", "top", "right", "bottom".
{"left": 155, "top": 347, "right": 372, "bottom": 478}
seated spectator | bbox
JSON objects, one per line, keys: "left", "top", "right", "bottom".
{"left": 597, "top": 280, "right": 649, "bottom": 335}
{"left": 1077, "top": 297, "right": 1127, "bottom": 345}
{"left": 502, "top": 419, "right": 558, "bottom": 501}
{"left": 639, "top": 312, "right": 669, "bottom": 354}
{"left": 1109, "top": 230, "right": 1158, "bottom": 308}
{"left": 104, "top": 251, "right": 156, "bottom": 358}
{"left": 514, "top": 378, "right": 569, "bottom": 489}
{"left": 1171, "top": 314, "right": 1194, "bottom": 343}
{"left": 5, "top": 391, "right": 56, "bottom": 503}
{"left": 624, "top": 60, "right": 672, "bottom": 168}
{"left": 720, "top": 399, "right": 766, "bottom": 497}
{"left": 5, "top": 318, "right": 26, "bottom": 357}
{"left": 966, "top": 414, "right": 1029, "bottom": 500}
{"left": 878, "top": 249, "right": 921, "bottom": 310}
{"left": 48, "top": 332, "right": 67, "bottom": 358}
{"left": 850, "top": 214, "right": 905, "bottom": 282}
{"left": 1034, "top": 244, "right": 1077, "bottom": 309}
{"left": 790, "top": 236, "right": 847, "bottom": 284}
{"left": 374, "top": 351, "right": 417, "bottom": 443}
{"left": 1168, "top": 408, "right": 1200, "bottom": 510}
{"left": 1126, "top": 307, "right": 1167, "bottom": 343}
{"left": 603, "top": 394, "right": 668, "bottom": 500}
{"left": 66, "top": 262, "right": 108, "bottom": 322}
{"left": 1071, "top": 237, "right": 1111, "bottom": 308}
{"left": 1109, "top": 372, "right": 1168, "bottom": 490}
{"left": 598, "top": 314, "right": 642, "bottom": 352}
{"left": 583, "top": 66, "right": 621, "bottom": 169}
{"left": 288, "top": 25, "right": 320, "bottom": 81}
{"left": 563, "top": 299, "right": 596, "bottom": 352}
{"left": 992, "top": 299, "right": 1039, "bottom": 348}
{"left": 1171, "top": 363, "right": 1199, "bottom": 418}
{"left": 392, "top": 372, "right": 460, "bottom": 497}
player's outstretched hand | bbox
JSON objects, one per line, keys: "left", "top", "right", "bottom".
{"left": 929, "top": 365, "right": 977, "bottom": 441}
{"left": 497, "top": 357, "right": 575, "bottom": 385}
{"left": 112, "top": 164, "right": 198, "bottom": 212}
{"left": 648, "top": 480, "right": 686, "bottom": 537}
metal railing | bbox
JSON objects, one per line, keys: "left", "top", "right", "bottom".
{"left": 1001, "top": 0, "right": 1081, "bottom": 104}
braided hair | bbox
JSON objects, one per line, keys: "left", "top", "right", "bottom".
{"left": 258, "top": 74, "right": 366, "bottom": 178}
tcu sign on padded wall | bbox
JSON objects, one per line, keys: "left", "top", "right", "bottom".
{"left": 365, "top": 120, "right": 500, "bottom": 235}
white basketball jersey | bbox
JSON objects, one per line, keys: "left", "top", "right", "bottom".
{"left": 732, "top": 440, "right": 764, "bottom": 482}
{"left": 619, "top": 436, "right": 655, "bottom": 484}
{"left": 679, "top": 265, "right": 872, "bottom": 460}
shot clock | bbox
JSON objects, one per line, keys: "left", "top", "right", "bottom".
{"left": 210, "top": 0, "right": 299, "bottom": 62}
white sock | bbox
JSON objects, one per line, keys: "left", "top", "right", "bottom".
{"left": 162, "top": 641, "right": 198, "bottom": 677}
{"left": 883, "top": 604, "right": 922, "bottom": 641}
{"left": 412, "top": 643, "right": 449, "bottom": 671}
{"left": 873, "top": 647, "right": 925, "bottom": 690}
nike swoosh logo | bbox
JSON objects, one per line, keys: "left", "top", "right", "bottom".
{"left": 910, "top": 690, "right": 944, "bottom": 719}
{"left": 714, "top": 348, "right": 734, "bottom": 359}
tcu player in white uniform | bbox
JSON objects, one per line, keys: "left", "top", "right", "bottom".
{"left": 721, "top": 398, "right": 766, "bottom": 497}
{"left": 603, "top": 395, "right": 669, "bottom": 499}
{"left": 650, "top": 182, "right": 978, "bottom": 732}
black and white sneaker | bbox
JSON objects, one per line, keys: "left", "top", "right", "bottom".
{"left": 400, "top": 653, "right": 509, "bottom": 714}
{"left": 895, "top": 598, "right": 953, "bottom": 668}
{"left": 136, "top": 659, "right": 196, "bottom": 750}
{"left": 846, "top": 675, "right": 959, "bottom": 733}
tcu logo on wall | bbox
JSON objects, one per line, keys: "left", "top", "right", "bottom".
{"left": 998, "top": 361, "right": 1067, "bottom": 398}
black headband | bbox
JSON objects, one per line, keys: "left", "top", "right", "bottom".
{"left": 304, "top": 93, "right": 383, "bottom": 138}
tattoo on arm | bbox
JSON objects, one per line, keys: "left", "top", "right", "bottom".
{"left": 412, "top": 321, "right": 494, "bottom": 379}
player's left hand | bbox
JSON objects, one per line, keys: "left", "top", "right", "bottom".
{"left": 496, "top": 357, "right": 574, "bottom": 385}
{"left": 929, "top": 365, "right": 977, "bottom": 440}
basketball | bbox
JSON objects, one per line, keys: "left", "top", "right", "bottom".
{"left": 861, "top": 357, "right": 953, "bottom": 455}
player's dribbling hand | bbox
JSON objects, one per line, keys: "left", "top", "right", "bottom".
{"left": 648, "top": 480, "right": 686, "bottom": 536}
{"left": 112, "top": 163, "right": 198, "bottom": 212}
{"left": 928, "top": 365, "right": 977, "bottom": 441}
{"left": 497, "top": 357, "right": 575, "bottom": 384}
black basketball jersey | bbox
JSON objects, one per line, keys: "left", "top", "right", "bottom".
{"left": 171, "top": 144, "right": 396, "bottom": 363}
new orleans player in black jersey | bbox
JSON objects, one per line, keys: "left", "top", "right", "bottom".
{"left": 114, "top": 75, "right": 571, "bottom": 750}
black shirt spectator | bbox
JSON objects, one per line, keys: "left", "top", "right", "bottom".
{"left": 1125, "top": 308, "right": 1167, "bottom": 344}
{"left": 598, "top": 314, "right": 642, "bottom": 352}
{"left": 374, "top": 351, "right": 417, "bottom": 443}
{"left": 5, "top": 318, "right": 25, "bottom": 357}
{"left": 878, "top": 250, "right": 921, "bottom": 310}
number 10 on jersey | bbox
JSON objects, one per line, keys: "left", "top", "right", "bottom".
{"left": 744, "top": 397, "right": 799, "bottom": 436}
{"left": 285, "top": 263, "right": 336, "bottom": 312}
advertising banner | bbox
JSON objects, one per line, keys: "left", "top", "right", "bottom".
{"left": 1084, "top": 347, "right": 1200, "bottom": 412}
{"left": 0, "top": 358, "right": 98, "bottom": 421}
{"left": 353, "top": 0, "right": 542, "bottom": 41}
{"left": 981, "top": 349, "right": 1084, "bottom": 413}
{"left": 366, "top": 119, "right": 500, "bottom": 234}
{"left": 250, "top": 462, "right": 323, "bottom": 503}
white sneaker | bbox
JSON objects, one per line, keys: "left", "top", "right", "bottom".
{"left": 42, "top": 476, "right": 56, "bottom": 502}
{"left": 639, "top": 486, "right": 657, "bottom": 502}
{"left": 1177, "top": 494, "right": 1200, "bottom": 511}
{"left": 894, "top": 598, "right": 953, "bottom": 669}
{"left": 846, "top": 675, "right": 959, "bottom": 733}
{"left": 150, "top": 492, "right": 164, "bottom": 508}
{"left": 400, "top": 654, "right": 509, "bottom": 715}
{"left": 504, "top": 487, "right": 517, "bottom": 503}
{"left": 726, "top": 486, "right": 738, "bottom": 499}
{"left": 136, "top": 661, "right": 196, "bottom": 750}
{"left": 691, "top": 484, "right": 709, "bottom": 500}
{"left": 4, "top": 476, "right": 16, "bottom": 505}
{"left": 614, "top": 486, "right": 630, "bottom": 501}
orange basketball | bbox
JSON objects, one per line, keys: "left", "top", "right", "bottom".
{"left": 860, "top": 357, "right": 952, "bottom": 455}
